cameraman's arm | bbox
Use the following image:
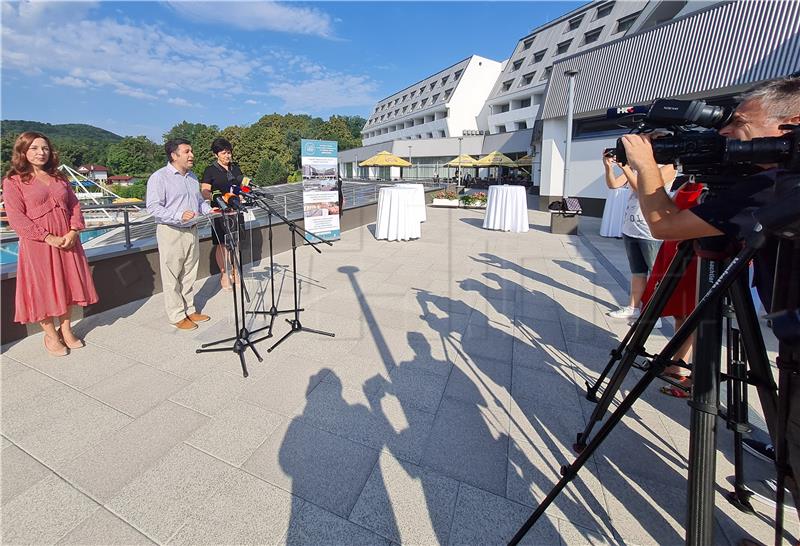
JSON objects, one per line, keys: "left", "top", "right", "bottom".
{"left": 622, "top": 134, "right": 722, "bottom": 240}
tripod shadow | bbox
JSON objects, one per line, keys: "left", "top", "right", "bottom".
{"left": 454, "top": 271, "right": 690, "bottom": 543}
{"left": 473, "top": 252, "right": 618, "bottom": 310}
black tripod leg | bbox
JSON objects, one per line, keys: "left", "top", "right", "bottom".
{"left": 247, "top": 342, "right": 263, "bottom": 362}
{"left": 199, "top": 334, "right": 238, "bottom": 348}
{"left": 238, "top": 352, "right": 248, "bottom": 378}
{"left": 301, "top": 326, "right": 336, "bottom": 337}
{"left": 510, "top": 366, "right": 664, "bottom": 545}
{"left": 267, "top": 328, "right": 295, "bottom": 353}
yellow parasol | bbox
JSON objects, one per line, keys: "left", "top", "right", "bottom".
{"left": 475, "top": 151, "right": 517, "bottom": 167}
{"left": 514, "top": 154, "right": 534, "bottom": 167}
{"left": 444, "top": 154, "right": 477, "bottom": 167}
{"left": 358, "top": 150, "right": 412, "bottom": 167}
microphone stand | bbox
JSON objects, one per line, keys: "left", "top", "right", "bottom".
{"left": 246, "top": 193, "right": 335, "bottom": 351}
{"left": 246, "top": 196, "right": 294, "bottom": 337}
{"left": 196, "top": 208, "right": 268, "bottom": 377}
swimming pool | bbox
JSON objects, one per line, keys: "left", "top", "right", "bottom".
{"left": 0, "top": 228, "right": 110, "bottom": 266}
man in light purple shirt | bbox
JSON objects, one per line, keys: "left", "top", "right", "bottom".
{"left": 146, "top": 139, "right": 213, "bottom": 330}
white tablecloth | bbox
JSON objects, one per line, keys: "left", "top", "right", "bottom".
{"left": 600, "top": 186, "right": 630, "bottom": 237}
{"left": 482, "top": 185, "right": 529, "bottom": 233}
{"left": 395, "top": 183, "right": 426, "bottom": 223}
{"left": 375, "top": 187, "right": 421, "bottom": 241}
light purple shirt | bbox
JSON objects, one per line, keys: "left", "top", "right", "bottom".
{"left": 146, "top": 163, "right": 211, "bottom": 227}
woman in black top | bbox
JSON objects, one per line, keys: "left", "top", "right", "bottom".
{"left": 200, "top": 137, "right": 243, "bottom": 290}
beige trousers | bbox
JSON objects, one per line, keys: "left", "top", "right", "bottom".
{"left": 156, "top": 224, "right": 199, "bottom": 323}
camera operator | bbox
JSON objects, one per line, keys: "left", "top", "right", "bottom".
{"left": 622, "top": 75, "right": 800, "bottom": 516}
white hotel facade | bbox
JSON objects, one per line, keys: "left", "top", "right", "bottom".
{"left": 338, "top": 0, "right": 800, "bottom": 216}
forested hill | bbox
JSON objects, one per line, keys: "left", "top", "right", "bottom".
{"left": 1, "top": 120, "right": 123, "bottom": 142}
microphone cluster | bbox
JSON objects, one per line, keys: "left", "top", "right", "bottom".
{"left": 211, "top": 175, "right": 276, "bottom": 212}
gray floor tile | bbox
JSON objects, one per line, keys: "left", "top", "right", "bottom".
{"left": 242, "top": 418, "right": 378, "bottom": 518}
{"left": 15, "top": 342, "right": 139, "bottom": 390}
{"left": 57, "top": 507, "right": 155, "bottom": 545}
{"left": 242, "top": 355, "right": 332, "bottom": 416}
{"left": 384, "top": 362, "right": 448, "bottom": 413}
{"left": 1, "top": 475, "right": 99, "bottom": 545}
{"left": 186, "top": 400, "right": 283, "bottom": 466}
{"left": 448, "top": 482, "right": 561, "bottom": 546}
{"left": 349, "top": 451, "right": 460, "bottom": 545}
{"left": 107, "top": 443, "right": 236, "bottom": 544}
{"left": 511, "top": 365, "right": 580, "bottom": 409}
{"left": 169, "top": 369, "right": 249, "bottom": 416}
{"left": 285, "top": 501, "right": 391, "bottom": 546}
{"left": 5, "top": 382, "right": 131, "bottom": 468}
{"left": 1, "top": 444, "right": 51, "bottom": 505}
{"left": 85, "top": 364, "right": 188, "bottom": 417}
{"left": 443, "top": 354, "right": 512, "bottom": 409}
{"left": 167, "top": 470, "right": 296, "bottom": 545}
{"left": 421, "top": 397, "right": 509, "bottom": 496}
{"left": 60, "top": 401, "right": 208, "bottom": 502}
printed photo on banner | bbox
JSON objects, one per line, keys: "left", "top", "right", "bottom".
{"left": 301, "top": 139, "right": 341, "bottom": 242}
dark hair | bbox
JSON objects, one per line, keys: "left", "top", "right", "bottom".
{"left": 165, "top": 138, "right": 191, "bottom": 162}
{"left": 6, "top": 132, "right": 65, "bottom": 184}
{"left": 211, "top": 137, "right": 233, "bottom": 155}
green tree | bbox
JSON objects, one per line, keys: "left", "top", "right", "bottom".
{"left": 106, "top": 136, "right": 162, "bottom": 175}
{"left": 255, "top": 157, "right": 289, "bottom": 186}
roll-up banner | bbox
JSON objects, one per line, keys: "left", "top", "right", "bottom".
{"left": 300, "top": 139, "right": 341, "bottom": 242}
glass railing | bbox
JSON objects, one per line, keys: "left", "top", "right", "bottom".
{"left": 0, "top": 179, "right": 448, "bottom": 270}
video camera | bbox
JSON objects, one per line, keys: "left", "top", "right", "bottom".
{"left": 604, "top": 98, "right": 799, "bottom": 175}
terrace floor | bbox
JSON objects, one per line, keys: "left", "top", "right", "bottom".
{"left": 1, "top": 202, "right": 792, "bottom": 545}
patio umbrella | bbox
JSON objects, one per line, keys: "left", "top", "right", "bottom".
{"left": 514, "top": 154, "right": 533, "bottom": 167}
{"left": 359, "top": 151, "right": 412, "bottom": 180}
{"left": 444, "top": 154, "right": 477, "bottom": 168}
{"left": 475, "top": 151, "right": 517, "bottom": 167}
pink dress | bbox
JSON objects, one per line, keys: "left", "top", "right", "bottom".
{"left": 3, "top": 174, "right": 99, "bottom": 323}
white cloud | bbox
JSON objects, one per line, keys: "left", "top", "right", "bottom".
{"left": 167, "top": 97, "right": 199, "bottom": 107}
{"left": 244, "top": 99, "right": 258, "bottom": 105}
{"left": 51, "top": 76, "right": 89, "bottom": 88}
{"left": 167, "top": 1, "right": 336, "bottom": 38}
{"left": 268, "top": 74, "right": 378, "bottom": 111}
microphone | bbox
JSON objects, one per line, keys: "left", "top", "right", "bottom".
{"left": 211, "top": 190, "right": 229, "bottom": 211}
{"left": 248, "top": 186, "right": 274, "bottom": 199}
{"left": 222, "top": 192, "right": 244, "bottom": 211}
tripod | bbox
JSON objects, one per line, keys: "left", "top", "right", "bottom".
{"left": 196, "top": 211, "right": 269, "bottom": 377}
{"left": 510, "top": 187, "right": 798, "bottom": 544}
{"left": 244, "top": 194, "right": 335, "bottom": 351}
{"left": 246, "top": 204, "right": 294, "bottom": 337}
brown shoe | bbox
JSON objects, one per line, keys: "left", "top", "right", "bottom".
{"left": 173, "top": 318, "right": 198, "bottom": 330}
{"left": 186, "top": 312, "right": 210, "bottom": 323}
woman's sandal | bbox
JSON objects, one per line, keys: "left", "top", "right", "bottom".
{"left": 44, "top": 334, "right": 69, "bottom": 357}
{"left": 57, "top": 327, "right": 85, "bottom": 350}
{"left": 660, "top": 375, "right": 692, "bottom": 398}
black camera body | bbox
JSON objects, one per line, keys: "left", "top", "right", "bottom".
{"left": 605, "top": 98, "right": 799, "bottom": 175}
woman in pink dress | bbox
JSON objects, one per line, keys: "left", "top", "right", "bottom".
{"left": 3, "top": 132, "right": 99, "bottom": 356}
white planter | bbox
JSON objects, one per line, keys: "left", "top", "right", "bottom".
{"left": 433, "top": 198, "right": 459, "bottom": 208}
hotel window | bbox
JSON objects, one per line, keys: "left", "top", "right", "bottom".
{"left": 540, "top": 66, "right": 552, "bottom": 81}
{"left": 410, "top": 91, "right": 416, "bottom": 99}
{"left": 432, "top": 93, "right": 440, "bottom": 103}
{"left": 402, "top": 106, "right": 407, "bottom": 113}
{"left": 394, "top": 109, "right": 399, "bottom": 116}
{"left": 515, "top": 121, "right": 528, "bottom": 131}
{"left": 595, "top": 2, "right": 614, "bottom": 19}
{"left": 511, "top": 59, "right": 523, "bottom": 72}
{"left": 520, "top": 97, "right": 532, "bottom": 108}
{"left": 421, "top": 98, "right": 428, "bottom": 107}
{"left": 520, "top": 72, "right": 535, "bottom": 86}
{"left": 427, "top": 132, "right": 434, "bottom": 138}
{"left": 532, "top": 49, "right": 546, "bottom": 63}
{"left": 501, "top": 79, "right": 514, "bottom": 92}
{"left": 438, "top": 130, "right": 446, "bottom": 137}
{"left": 556, "top": 40, "right": 572, "bottom": 55}
{"left": 441, "top": 75, "right": 449, "bottom": 85}
{"left": 402, "top": 94, "right": 407, "bottom": 101}
{"left": 615, "top": 11, "right": 640, "bottom": 33}
{"left": 444, "top": 89, "right": 452, "bottom": 101}
{"left": 429, "top": 82, "right": 436, "bottom": 91}
{"left": 454, "top": 69, "right": 463, "bottom": 80}
{"left": 522, "top": 37, "right": 535, "bottom": 50}
{"left": 411, "top": 102, "right": 417, "bottom": 110}
{"left": 568, "top": 15, "right": 584, "bottom": 31}
{"left": 582, "top": 28, "right": 602, "bottom": 45}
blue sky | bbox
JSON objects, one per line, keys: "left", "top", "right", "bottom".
{"left": 1, "top": 1, "right": 583, "bottom": 141}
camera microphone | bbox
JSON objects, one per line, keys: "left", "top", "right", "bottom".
{"left": 222, "top": 192, "right": 244, "bottom": 211}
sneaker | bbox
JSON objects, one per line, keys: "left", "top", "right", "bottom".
{"left": 608, "top": 306, "right": 640, "bottom": 319}
{"left": 742, "top": 439, "right": 775, "bottom": 463}
{"left": 172, "top": 318, "right": 198, "bottom": 330}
